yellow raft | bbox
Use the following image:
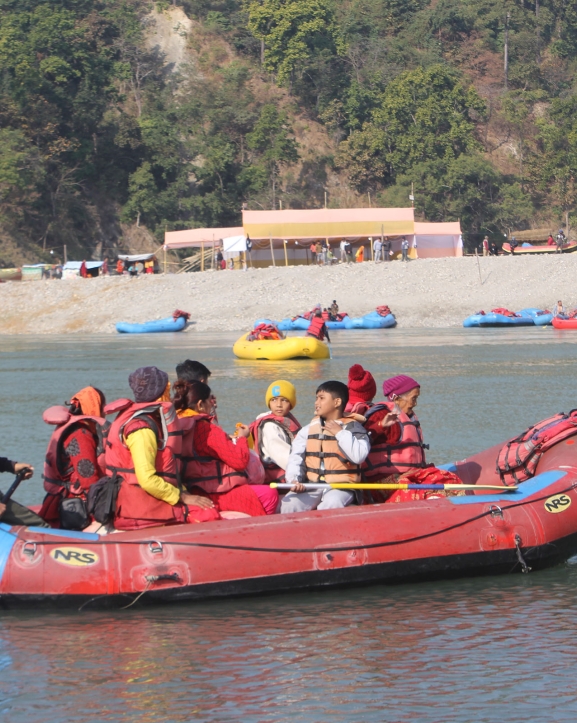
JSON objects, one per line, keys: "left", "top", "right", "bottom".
{"left": 233, "top": 333, "right": 330, "bottom": 361}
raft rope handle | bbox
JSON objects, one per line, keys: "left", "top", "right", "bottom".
{"left": 21, "top": 483, "right": 577, "bottom": 555}
{"left": 120, "top": 572, "right": 182, "bottom": 610}
{"left": 515, "top": 534, "right": 532, "bottom": 574}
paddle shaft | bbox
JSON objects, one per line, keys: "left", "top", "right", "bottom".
{"left": 0, "top": 470, "right": 29, "bottom": 503}
{"left": 271, "top": 482, "right": 517, "bottom": 492}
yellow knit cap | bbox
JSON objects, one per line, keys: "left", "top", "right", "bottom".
{"left": 266, "top": 380, "right": 296, "bottom": 409}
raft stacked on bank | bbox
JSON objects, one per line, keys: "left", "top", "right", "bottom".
{"left": 255, "top": 307, "right": 396, "bottom": 331}
{"left": 2, "top": 432, "right": 577, "bottom": 609}
{"left": 463, "top": 308, "right": 553, "bottom": 328}
{"left": 116, "top": 310, "right": 190, "bottom": 334}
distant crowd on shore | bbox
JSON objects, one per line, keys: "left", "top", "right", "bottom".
{"left": 309, "top": 237, "right": 417, "bottom": 265}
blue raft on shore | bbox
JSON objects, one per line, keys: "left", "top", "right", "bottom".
{"left": 116, "top": 315, "right": 188, "bottom": 334}
{"left": 344, "top": 311, "right": 396, "bottom": 329}
{"left": 463, "top": 307, "right": 552, "bottom": 328}
{"left": 255, "top": 310, "right": 396, "bottom": 331}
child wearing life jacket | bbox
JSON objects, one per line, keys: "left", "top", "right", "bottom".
{"left": 174, "top": 380, "right": 279, "bottom": 516}
{"left": 249, "top": 380, "right": 301, "bottom": 485}
{"left": 345, "top": 364, "right": 376, "bottom": 415}
{"left": 281, "top": 380, "right": 370, "bottom": 513}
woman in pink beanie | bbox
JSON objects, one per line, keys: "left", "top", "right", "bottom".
{"left": 345, "top": 364, "right": 377, "bottom": 415}
{"left": 362, "top": 375, "right": 462, "bottom": 503}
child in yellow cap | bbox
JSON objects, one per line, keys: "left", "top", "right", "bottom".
{"left": 248, "top": 381, "right": 301, "bottom": 484}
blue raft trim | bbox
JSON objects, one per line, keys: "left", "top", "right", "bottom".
{"left": 0, "top": 525, "right": 17, "bottom": 583}
{"left": 449, "top": 469, "right": 567, "bottom": 505}
{"left": 24, "top": 527, "right": 100, "bottom": 540}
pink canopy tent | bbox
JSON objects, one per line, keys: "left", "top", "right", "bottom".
{"left": 413, "top": 222, "right": 463, "bottom": 258}
{"left": 164, "top": 227, "right": 244, "bottom": 249}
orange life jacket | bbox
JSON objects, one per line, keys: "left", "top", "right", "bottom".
{"left": 307, "top": 316, "right": 325, "bottom": 340}
{"left": 42, "top": 405, "right": 106, "bottom": 497}
{"left": 249, "top": 412, "right": 301, "bottom": 482}
{"left": 363, "top": 402, "right": 428, "bottom": 478}
{"left": 179, "top": 414, "right": 249, "bottom": 493}
{"left": 104, "top": 399, "right": 183, "bottom": 529}
{"left": 305, "top": 416, "right": 363, "bottom": 484}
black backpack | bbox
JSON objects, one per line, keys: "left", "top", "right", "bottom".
{"left": 86, "top": 472, "right": 122, "bottom": 525}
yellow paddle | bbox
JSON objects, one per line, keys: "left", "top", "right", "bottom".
{"left": 270, "top": 482, "right": 518, "bottom": 492}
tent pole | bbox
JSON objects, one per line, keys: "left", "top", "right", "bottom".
{"left": 201, "top": 241, "right": 205, "bottom": 272}
{"left": 283, "top": 240, "right": 288, "bottom": 266}
{"left": 370, "top": 236, "right": 374, "bottom": 261}
{"left": 270, "top": 235, "right": 276, "bottom": 266}
{"left": 163, "top": 245, "right": 167, "bottom": 274}
{"left": 212, "top": 236, "right": 215, "bottom": 270}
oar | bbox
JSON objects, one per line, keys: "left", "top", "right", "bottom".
{"left": 270, "top": 482, "right": 518, "bottom": 492}
{"left": 0, "top": 469, "right": 31, "bottom": 503}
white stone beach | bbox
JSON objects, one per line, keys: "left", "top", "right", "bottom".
{"left": 1, "top": 254, "right": 575, "bottom": 334}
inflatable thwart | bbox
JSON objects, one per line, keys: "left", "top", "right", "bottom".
{"left": 463, "top": 307, "right": 553, "bottom": 328}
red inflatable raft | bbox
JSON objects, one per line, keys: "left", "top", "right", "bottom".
{"left": 1, "top": 440, "right": 577, "bottom": 610}
{"left": 552, "top": 317, "right": 577, "bottom": 329}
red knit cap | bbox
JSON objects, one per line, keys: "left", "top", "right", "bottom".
{"left": 382, "top": 375, "right": 419, "bottom": 400}
{"left": 347, "top": 364, "right": 377, "bottom": 404}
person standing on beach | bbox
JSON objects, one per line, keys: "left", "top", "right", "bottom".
{"left": 383, "top": 238, "right": 391, "bottom": 261}
{"left": 373, "top": 237, "right": 382, "bottom": 263}
{"left": 401, "top": 237, "right": 409, "bottom": 261}
{"left": 340, "top": 239, "right": 347, "bottom": 263}
{"left": 556, "top": 229, "right": 565, "bottom": 253}
{"left": 482, "top": 236, "right": 489, "bottom": 256}
{"left": 310, "top": 242, "right": 317, "bottom": 265}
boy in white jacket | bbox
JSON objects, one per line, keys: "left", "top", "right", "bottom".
{"left": 281, "top": 380, "right": 370, "bottom": 513}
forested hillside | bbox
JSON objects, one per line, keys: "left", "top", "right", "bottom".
{"left": 1, "top": 0, "right": 577, "bottom": 264}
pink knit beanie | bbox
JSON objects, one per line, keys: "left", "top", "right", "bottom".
{"left": 382, "top": 375, "right": 419, "bottom": 400}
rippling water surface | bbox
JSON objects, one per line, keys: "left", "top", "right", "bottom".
{"left": 2, "top": 327, "right": 577, "bottom": 722}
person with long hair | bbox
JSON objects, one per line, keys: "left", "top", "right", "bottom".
{"left": 174, "top": 380, "right": 279, "bottom": 516}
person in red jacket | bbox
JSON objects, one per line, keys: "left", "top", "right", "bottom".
{"left": 174, "top": 380, "right": 279, "bottom": 515}
{"left": 39, "top": 387, "right": 107, "bottom": 527}
{"left": 306, "top": 310, "right": 331, "bottom": 342}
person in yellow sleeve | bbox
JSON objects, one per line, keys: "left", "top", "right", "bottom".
{"left": 106, "top": 366, "right": 220, "bottom": 530}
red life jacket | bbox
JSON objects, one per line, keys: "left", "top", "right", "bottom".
{"left": 307, "top": 316, "right": 325, "bottom": 340}
{"left": 42, "top": 405, "right": 106, "bottom": 497}
{"left": 363, "top": 402, "right": 428, "bottom": 479}
{"left": 376, "top": 305, "right": 391, "bottom": 317}
{"left": 179, "top": 414, "right": 249, "bottom": 493}
{"left": 104, "top": 399, "right": 183, "bottom": 529}
{"left": 249, "top": 412, "right": 301, "bottom": 482}
{"left": 497, "top": 410, "right": 577, "bottom": 485}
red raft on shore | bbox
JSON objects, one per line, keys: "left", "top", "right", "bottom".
{"left": 1, "top": 439, "right": 577, "bottom": 610}
{"left": 552, "top": 317, "right": 577, "bottom": 329}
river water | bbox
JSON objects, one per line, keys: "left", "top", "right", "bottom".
{"left": 2, "top": 328, "right": 577, "bottom": 722}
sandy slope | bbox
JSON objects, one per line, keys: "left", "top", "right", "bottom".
{"left": 0, "top": 255, "right": 574, "bottom": 334}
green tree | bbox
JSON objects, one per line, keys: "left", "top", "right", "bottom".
{"left": 246, "top": 104, "right": 298, "bottom": 206}
{"left": 337, "top": 65, "right": 485, "bottom": 191}
{"left": 245, "top": 0, "right": 346, "bottom": 83}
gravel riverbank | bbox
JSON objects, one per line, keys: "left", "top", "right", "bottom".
{"left": 1, "top": 254, "right": 575, "bottom": 334}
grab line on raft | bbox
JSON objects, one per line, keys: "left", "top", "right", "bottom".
{"left": 18, "top": 484, "right": 576, "bottom": 556}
